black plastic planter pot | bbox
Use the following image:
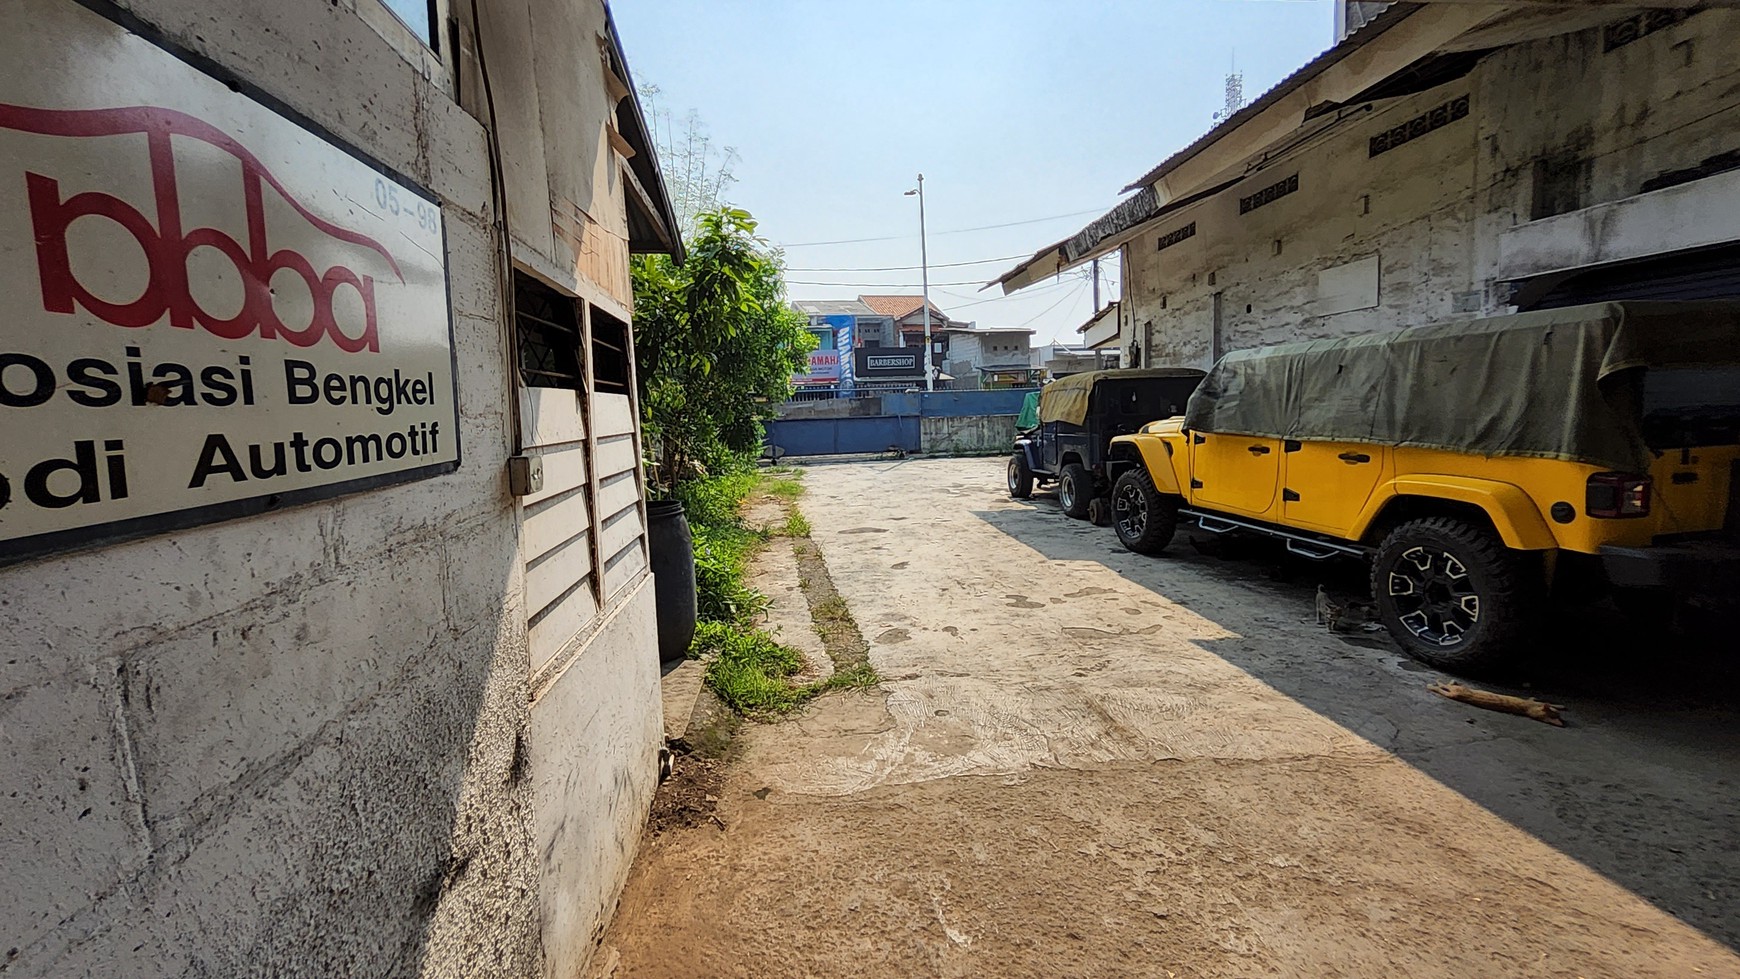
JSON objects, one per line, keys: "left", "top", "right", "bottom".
{"left": 646, "top": 500, "right": 698, "bottom": 664}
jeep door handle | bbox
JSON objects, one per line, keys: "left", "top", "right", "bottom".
{"left": 1338, "top": 452, "right": 1371, "bottom": 464}
{"left": 1247, "top": 445, "right": 1271, "bottom": 455}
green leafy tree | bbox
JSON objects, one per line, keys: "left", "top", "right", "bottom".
{"left": 634, "top": 207, "right": 815, "bottom": 489}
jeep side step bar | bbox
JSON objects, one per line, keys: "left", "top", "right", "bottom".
{"left": 1178, "top": 508, "right": 1368, "bottom": 560}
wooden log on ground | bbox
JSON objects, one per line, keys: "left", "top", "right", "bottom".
{"left": 1428, "top": 682, "right": 1566, "bottom": 727}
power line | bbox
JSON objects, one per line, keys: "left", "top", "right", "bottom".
{"left": 778, "top": 206, "right": 1111, "bottom": 248}
{"left": 785, "top": 277, "right": 1028, "bottom": 288}
{"left": 786, "top": 253, "right": 1030, "bottom": 273}
{"left": 1017, "top": 281, "right": 1089, "bottom": 328}
{"left": 932, "top": 279, "right": 1079, "bottom": 310}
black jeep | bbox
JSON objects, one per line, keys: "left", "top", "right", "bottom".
{"left": 1009, "top": 368, "right": 1205, "bottom": 518}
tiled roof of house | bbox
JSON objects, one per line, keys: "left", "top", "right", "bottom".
{"left": 858, "top": 294, "right": 948, "bottom": 320}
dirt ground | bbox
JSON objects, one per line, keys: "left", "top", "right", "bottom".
{"left": 600, "top": 456, "right": 1740, "bottom": 978}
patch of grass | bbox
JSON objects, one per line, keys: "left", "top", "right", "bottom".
{"left": 691, "top": 521, "right": 769, "bottom": 626}
{"left": 674, "top": 464, "right": 876, "bottom": 718}
{"left": 673, "top": 471, "right": 761, "bottom": 527}
{"left": 776, "top": 508, "right": 812, "bottom": 538}
{"left": 696, "top": 621, "right": 882, "bottom": 716}
{"left": 819, "top": 661, "right": 881, "bottom": 692}
{"left": 809, "top": 592, "right": 864, "bottom": 658}
{"left": 696, "top": 621, "right": 808, "bottom": 715}
{"left": 761, "top": 476, "right": 805, "bottom": 501}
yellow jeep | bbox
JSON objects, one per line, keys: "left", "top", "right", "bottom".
{"left": 1105, "top": 301, "right": 1740, "bottom": 672}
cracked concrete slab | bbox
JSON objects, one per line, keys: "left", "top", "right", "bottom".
{"left": 603, "top": 457, "right": 1740, "bottom": 978}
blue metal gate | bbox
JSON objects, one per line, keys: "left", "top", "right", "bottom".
{"left": 762, "top": 414, "right": 921, "bottom": 458}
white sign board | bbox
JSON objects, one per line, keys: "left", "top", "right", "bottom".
{"left": 1315, "top": 254, "right": 1382, "bottom": 316}
{"left": 1, "top": 0, "right": 458, "bottom": 566}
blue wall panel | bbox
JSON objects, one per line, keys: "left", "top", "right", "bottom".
{"left": 763, "top": 415, "right": 922, "bottom": 457}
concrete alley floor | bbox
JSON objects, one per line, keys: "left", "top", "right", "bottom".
{"left": 600, "top": 456, "right": 1740, "bottom": 979}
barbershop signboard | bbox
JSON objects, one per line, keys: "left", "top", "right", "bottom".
{"left": 1, "top": 0, "right": 457, "bottom": 565}
{"left": 855, "top": 348, "right": 923, "bottom": 379}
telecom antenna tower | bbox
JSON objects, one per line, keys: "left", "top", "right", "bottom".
{"left": 1216, "top": 58, "right": 1245, "bottom": 122}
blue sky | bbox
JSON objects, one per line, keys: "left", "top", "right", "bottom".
{"left": 612, "top": 1, "right": 1337, "bottom": 344}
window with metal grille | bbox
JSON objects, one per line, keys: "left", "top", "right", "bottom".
{"left": 591, "top": 305, "right": 633, "bottom": 396}
{"left": 515, "top": 273, "right": 584, "bottom": 390}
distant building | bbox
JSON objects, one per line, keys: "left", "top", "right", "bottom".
{"left": 789, "top": 295, "right": 1041, "bottom": 391}
{"left": 1075, "top": 301, "right": 1125, "bottom": 363}
{"left": 944, "top": 326, "right": 1039, "bottom": 389}
{"left": 791, "top": 299, "right": 888, "bottom": 388}
{"left": 858, "top": 293, "right": 961, "bottom": 370}
{"left": 1034, "top": 342, "right": 1119, "bottom": 378}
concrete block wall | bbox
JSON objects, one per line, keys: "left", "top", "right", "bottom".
{"left": 920, "top": 415, "right": 1018, "bottom": 455}
{"left": 0, "top": 0, "right": 662, "bottom": 975}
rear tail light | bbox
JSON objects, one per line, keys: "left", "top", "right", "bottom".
{"left": 1586, "top": 472, "right": 1651, "bottom": 518}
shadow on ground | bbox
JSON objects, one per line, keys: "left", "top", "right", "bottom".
{"left": 977, "top": 492, "right": 1740, "bottom": 954}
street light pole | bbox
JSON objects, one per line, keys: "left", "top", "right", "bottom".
{"left": 907, "top": 174, "right": 934, "bottom": 391}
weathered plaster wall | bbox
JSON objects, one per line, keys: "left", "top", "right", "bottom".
{"left": 530, "top": 582, "right": 660, "bottom": 979}
{"left": 921, "top": 415, "right": 1018, "bottom": 455}
{"left": 0, "top": 0, "right": 660, "bottom": 976}
{"left": 1124, "top": 9, "right": 1740, "bottom": 367}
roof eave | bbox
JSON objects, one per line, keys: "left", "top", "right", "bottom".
{"left": 605, "top": 4, "right": 684, "bottom": 262}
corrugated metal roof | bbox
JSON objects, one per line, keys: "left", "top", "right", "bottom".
{"left": 792, "top": 299, "right": 876, "bottom": 316}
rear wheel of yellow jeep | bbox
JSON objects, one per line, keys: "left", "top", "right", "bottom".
{"left": 1371, "top": 517, "right": 1535, "bottom": 674}
{"left": 1111, "top": 468, "right": 1178, "bottom": 554}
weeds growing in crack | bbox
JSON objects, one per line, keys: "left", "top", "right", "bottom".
{"left": 680, "top": 466, "right": 877, "bottom": 717}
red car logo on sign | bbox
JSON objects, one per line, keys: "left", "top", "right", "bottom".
{"left": 0, "top": 103, "right": 403, "bottom": 353}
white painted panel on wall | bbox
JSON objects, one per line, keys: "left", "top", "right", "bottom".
{"left": 597, "top": 507, "right": 642, "bottom": 565}
{"left": 596, "top": 472, "right": 639, "bottom": 523}
{"left": 601, "top": 539, "right": 648, "bottom": 600}
{"left": 528, "top": 583, "right": 599, "bottom": 674}
{"left": 521, "top": 387, "right": 587, "bottom": 449}
{"left": 523, "top": 443, "right": 588, "bottom": 507}
{"left": 525, "top": 535, "right": 595, "bottom": 618}
{"left": 522, "top": 489, "right": 591, "bottom": 562}
{"left": 594, "top": 393, "right": 636, "bottom": 438}
{"left": 595, "top": 435, "right": 639, "bottom": 479}
{"left": 1315, "top": 255, "right": 1381, "bottom": 315}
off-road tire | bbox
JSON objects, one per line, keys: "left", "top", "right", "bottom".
{"left": 1008, "top": 452, "right": 1035, "bottom": 499}
{"left": 1058, "top": 464, "right": 1093, "bottom": 519}
{"left": 1110, "top": 468, "right": 1178, "bottom": 554}
{"left": 1371, "top": 517, "right": 1536, "bottom": 674}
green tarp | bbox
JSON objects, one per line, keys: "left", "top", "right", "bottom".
{"left": 1038, "top": 368, "right": 1210, "bottom": 427}
{"left": 1017, "top": 391, "right": 1040, "bottom": 430}
{"left": 1182, "top": 301, "right": 1740, "bottom": 471}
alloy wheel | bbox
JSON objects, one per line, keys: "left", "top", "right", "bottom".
{"left": 1113, "top": 481, "right": 1146, "bottom": 540}
{"left": 1385, "top": 545, "right": 1481, "bottom": 647}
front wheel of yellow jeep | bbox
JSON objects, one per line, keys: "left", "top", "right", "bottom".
{"left": 1371, "top": 517, "right": 1537, "bottom": 674}
{"left": 1111, "top": 468, "right": 1178, "bottom": 555}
